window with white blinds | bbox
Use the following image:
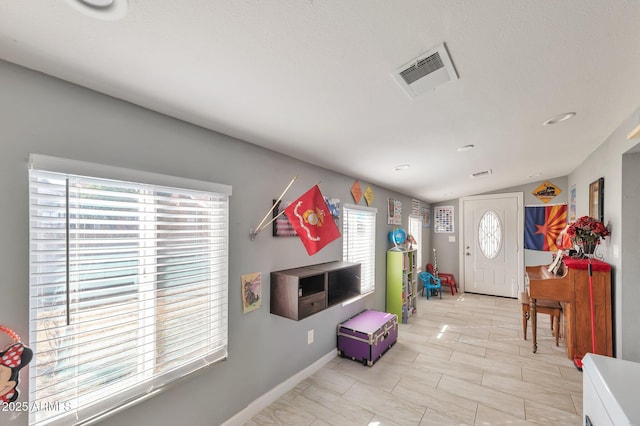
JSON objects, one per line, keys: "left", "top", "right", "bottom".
{"left": 408, "top": 215, "right": 423, "bottom": 270}
{"left": 342, "top": 204, "right": 377, "bottom": 294}
{"left": 28, "top": 155, "right": 230, "bottom": 426}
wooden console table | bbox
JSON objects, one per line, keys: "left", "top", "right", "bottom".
{"left": 526, "top": 258, "right": 612, "bottom": 359}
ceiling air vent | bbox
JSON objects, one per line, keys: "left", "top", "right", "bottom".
{"left": 470, "top": 169, "right": 492, "bottom": 178}
{"left": 393, "top": 43, "right": 458, "bottom": 99}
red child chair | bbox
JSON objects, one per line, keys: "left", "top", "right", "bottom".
{"left": 427, "top": 249, "right": 457, "bottom": 296}
{"left": 426, "top": 263, "right": 457, "bottom": 295}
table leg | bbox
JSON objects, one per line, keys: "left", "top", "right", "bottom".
{"left": 531, "top": 297, "right": 537, "bottom": 353}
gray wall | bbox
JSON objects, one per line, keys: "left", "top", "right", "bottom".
{"left": 499, "top": 176, "right": 569, "bottom": 267}
{"left": 3, "top": 53, "right": 640, "bottom": 426}
{"left": 430, "top": 176, "right": 569, "bottom": 287}
{"left": 0, "top": 59, "right": 430, "bottom": 425}
{"left": 621, "top": 151, "right": 640, "bottom": 361}
{"left": 428, "top": 202, "right": 460, "bottom": 280}
{"left": 567, "top": 105, "right": 640, "bottom": 362}
{"left": 430, "top": 104, "right": 640, "bottom": 363}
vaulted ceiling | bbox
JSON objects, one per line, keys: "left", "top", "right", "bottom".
{"left": 1, "top": 1, "right": 639, "bottom": 202}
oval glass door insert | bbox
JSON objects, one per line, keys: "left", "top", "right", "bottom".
{"left": 478, "top": 211, "right": 502, "bottom": 259}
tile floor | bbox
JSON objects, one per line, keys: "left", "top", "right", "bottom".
{"left": 247, "top": 292, "right": 583, "bottom": 425}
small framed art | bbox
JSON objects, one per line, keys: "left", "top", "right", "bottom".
{"left": 589, "top": 177, "right": 604, "bottom": 223}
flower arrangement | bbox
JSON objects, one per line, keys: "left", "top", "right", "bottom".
{"left": 566, "top": 216, "right": 610, "bottom": 248}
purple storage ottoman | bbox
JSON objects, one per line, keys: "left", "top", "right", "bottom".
{"left": 337, "top": 310, "right": 398, "bottom": 366}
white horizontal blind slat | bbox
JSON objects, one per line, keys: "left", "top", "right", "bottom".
{"left": 342, "top": 205, "right": 376, "bottom": 294}
{"left": 29, "top": 167, "right": 229, "bottom": 426}
{"left": 408, "top": 215, "right": 423, "bottom": 270}
{"left": 29, "top": 154, "right": 232, "bottom": 196}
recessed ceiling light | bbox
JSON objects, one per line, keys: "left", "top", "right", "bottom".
{"left": 457, "top": 144, "right": 475, "bottom": 152}
{"left": 543, "top": 112, "right": 576, "bottom": 126}
{"left": 66, "top": 0, "right": 128, "bottom": 20}
{"left": 394, "top": 164, "right": 411, "bottom": 171}
{"left": 528, "top": 172, "right": 542, "bottom": 179}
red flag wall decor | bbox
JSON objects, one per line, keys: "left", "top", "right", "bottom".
{"left": 284, "top": 185, "right": 341, "bottom": 255}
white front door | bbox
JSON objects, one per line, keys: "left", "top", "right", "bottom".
{"left": 461, "top": 193, "right": 523, "bottom": 298}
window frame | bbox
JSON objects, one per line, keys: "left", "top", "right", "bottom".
{"left": 342, "top": 203, "right": 377, "bottom": 295}
{"left": 407, "top": 215, "right": 423, "bottom": 271}
{"left": 28, "top": 154, "right": 231, "bottom": 425}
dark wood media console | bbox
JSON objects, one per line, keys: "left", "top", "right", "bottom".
{"left": 271, "top": 261, "right": 361, "bottom": 320}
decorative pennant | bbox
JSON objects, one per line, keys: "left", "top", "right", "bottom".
{"left": 364, "top": 186, "right": 374, "bottom": 206}
{"left": 284, "top": 185, "right": 341, "bottom": 255}
{"left": 532, "top": 181, "right": 561, "bottom": 203}
{"left": 351, "top": 180, "right": 362, "bottom": 204}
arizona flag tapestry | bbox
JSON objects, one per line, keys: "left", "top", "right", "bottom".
{"left": 284, "top": 185, "right": 341, "bottom": 255}
{"left": 524, "top": 204, "right": 567, "bottom": 251}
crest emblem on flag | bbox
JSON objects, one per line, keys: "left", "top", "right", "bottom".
{"left": 284, "top": 185, "right": 341, "bottom": 255}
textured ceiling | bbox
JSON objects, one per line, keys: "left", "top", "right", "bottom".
{"left": 1, "top": 0, "right": 639, "bottom": 202}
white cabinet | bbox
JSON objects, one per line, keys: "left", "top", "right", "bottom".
{"left": 582, "top": 353, "right": 640, "bottom": 425}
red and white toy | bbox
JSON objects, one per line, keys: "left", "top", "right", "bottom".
{"left": 0, "top": 326, "right": 33, "bottom": 403}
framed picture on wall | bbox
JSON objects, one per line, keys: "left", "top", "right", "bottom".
{"left": 422, "top": 206, "right": 431, "bottom": 228}
{"left": 434, "top": 205, "right": 454, "bottom": 233}
{"left": 589, "top": 177, "right": 604, "bottom": 223}
{"left": 569, "top": 184, "right": 576, "bottom": 221}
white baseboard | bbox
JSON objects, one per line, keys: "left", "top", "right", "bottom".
{"left": 221, "top": 350, "right": 336, "bottom": 426}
